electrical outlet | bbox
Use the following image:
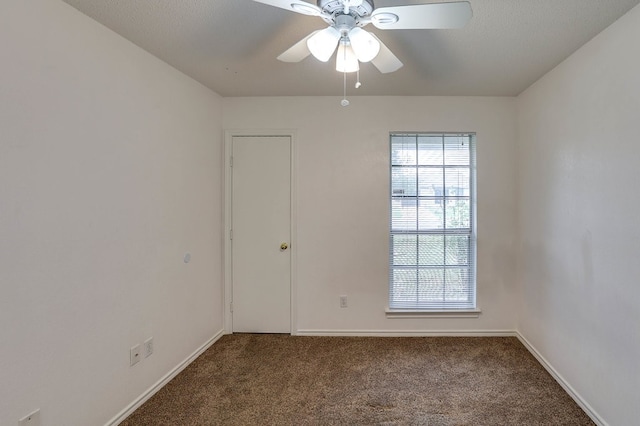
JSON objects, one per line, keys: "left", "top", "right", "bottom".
{"left": 18, "top": 409, "right": 40, "bottom": 426}
{"left": 144, "top": 337, "right": 154, "bottom": 358}
{"left": 340, "top": 295, "right": 348, "bottom": 308}
{"left": 130, "top": 344, "right": 141, "bottom": 366}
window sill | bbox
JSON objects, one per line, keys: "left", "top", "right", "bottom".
{"left": 385, "top": 308, "right": 481, "bottom": 319}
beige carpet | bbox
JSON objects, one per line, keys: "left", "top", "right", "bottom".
{"left": 121, "top": 334, "right": 594, "bottom": 425}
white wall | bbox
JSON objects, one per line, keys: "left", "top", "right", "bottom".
{"left": 0, "top": 1, "right": 224, "bottom": 425}
{"left": 516, "top": 4, "right": 640, "bottom": 425}
{"left": 7, "top": 0, "right": 635, "bottom": 423}
{"left": 224, "top": 96, "right": 518, "bottom": 333}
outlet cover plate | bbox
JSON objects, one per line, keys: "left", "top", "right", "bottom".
{"left": 18, "top": 409, "right": 41, "bottom": 426}
{"left": 340, "top": 295, "right": 348, "bottom": 308}
{"left": 130, "top": 344, "right": 141, "bottom": 366}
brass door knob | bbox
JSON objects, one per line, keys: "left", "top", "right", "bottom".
{"left": 280, "top": 242, "right": 289, "bottom": 250}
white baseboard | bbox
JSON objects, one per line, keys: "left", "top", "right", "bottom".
{"left": 296, "top": 329, "right": 517, "bottom": 337}
{"left": 515, "top": 332, "right": 606, "bottom": 426}
{"left": 105, "top": 329, "right": 225, "bottom": 426}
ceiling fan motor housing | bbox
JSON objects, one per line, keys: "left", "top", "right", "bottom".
{"left": 317, "top": 0, "right": 374, "bottom": 18}
{"left": 335, "top": 14, "right": 357, "bottom": 35}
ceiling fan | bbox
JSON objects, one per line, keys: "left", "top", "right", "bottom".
{"left": 254, "top": 0, "right": 473, "bottom": 74}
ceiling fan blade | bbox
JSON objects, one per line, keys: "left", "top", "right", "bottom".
{"left": 371, "top": 1, "right": 472, "bottom": 30}
{"left": 369, "top": 34, "right": 403, "bottom": 73}
{"left": 277, "top": 31, "right": 319, "bottom": 62}
{"left": 253, "top": 0, "right": 322, "bottom": 16}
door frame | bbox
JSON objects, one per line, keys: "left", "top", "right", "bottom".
{"left": 223, "top": 130, "right": 298, "bottom": 335}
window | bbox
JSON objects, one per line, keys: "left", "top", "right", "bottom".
{"left": 389, "top": 133, "right": 476, "bottom": 311}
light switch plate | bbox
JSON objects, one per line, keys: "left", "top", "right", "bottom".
{"left": 144, "top": 337, "right": 154, "bottom": 358}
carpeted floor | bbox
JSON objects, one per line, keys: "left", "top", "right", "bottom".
{"left": 120, "top": 334, "right": 594, "bottom": 425}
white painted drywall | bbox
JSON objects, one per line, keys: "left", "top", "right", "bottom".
{"left": 223, "top": 96, "right": 518, "bottom": 333}
{"left": 0, "top": 1, "right": 224, "bottom": 425}
{"left": 517, "top": 4, "right": 640, "bottom": 425}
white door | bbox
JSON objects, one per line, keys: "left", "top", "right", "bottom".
{"left": 231, "top": 136, "right": 291, "bottom": 333}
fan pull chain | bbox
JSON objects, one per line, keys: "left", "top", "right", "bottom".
{"left": 341, "top": 43, "right": 350, "bottom": 106}
{"left": 341, "top": 69, "right": 349, "bottom": 106}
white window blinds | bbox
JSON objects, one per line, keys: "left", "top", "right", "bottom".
{"left": 389, "top": 133, "right": 476, "bottom": 310}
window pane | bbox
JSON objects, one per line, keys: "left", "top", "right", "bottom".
{"left": 418, "top": 269, "right": 444, "bottom": 302}
{"left": 444, "top": 268, "right": 471, "bottom": 302}
{"left": 444, "top": 135, "right": 470, "bottom": 165}
{"left": 445, "top": 199, "right": 470, "bottom": 229}
{"left": 418, "top": 199, "right": 444, "bottom": 230}
{"left": 392, "top": 235, "right": 417, "bottom": 266}
{"left": 418, "top": 235, "right": 444, "bottom": 266}
{"left": 418, "top": 168, "right": 443, "bottom": 197}
{"left": 445, "top": 236, "right": 470, "bottom": 266}
{"left": 391, "top": 136, "right": 417, "bottom": 165}
{"left": 391, "top": 199, "right": 417, "bottom": 231}
{"left": 391, "top": 167, "right": 416, "bottom": 197}
{"left": 418, "top": 135, "right": 443, "bottom": 165}
{"left": 444, "top": 168, "right": 470, "bottom": 196}
{"left": 391, "top": 269, "right": 417, "bottom": 304}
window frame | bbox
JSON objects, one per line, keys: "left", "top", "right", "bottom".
{"left": 387, "top": 133, "right": 478, "bottom": 316}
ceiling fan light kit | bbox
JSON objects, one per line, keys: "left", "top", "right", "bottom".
{"left": 336, "top": 41, "right": 360, "bottom": 72}
{"left": 254, "top": 0, "right": 472, "bottom": 104}
{"left": 349, "top": 27, "right": 380, "bottom": 62}
{"left": 307, "top": 26, "right": 341, "bottom": 61}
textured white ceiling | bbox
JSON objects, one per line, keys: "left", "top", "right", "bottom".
{"left": 61, "top": 0, "right": 639, "bottom": 97}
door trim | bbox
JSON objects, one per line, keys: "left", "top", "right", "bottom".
{"left": 223, "top": 130, "right": 298, "bottom": 335}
